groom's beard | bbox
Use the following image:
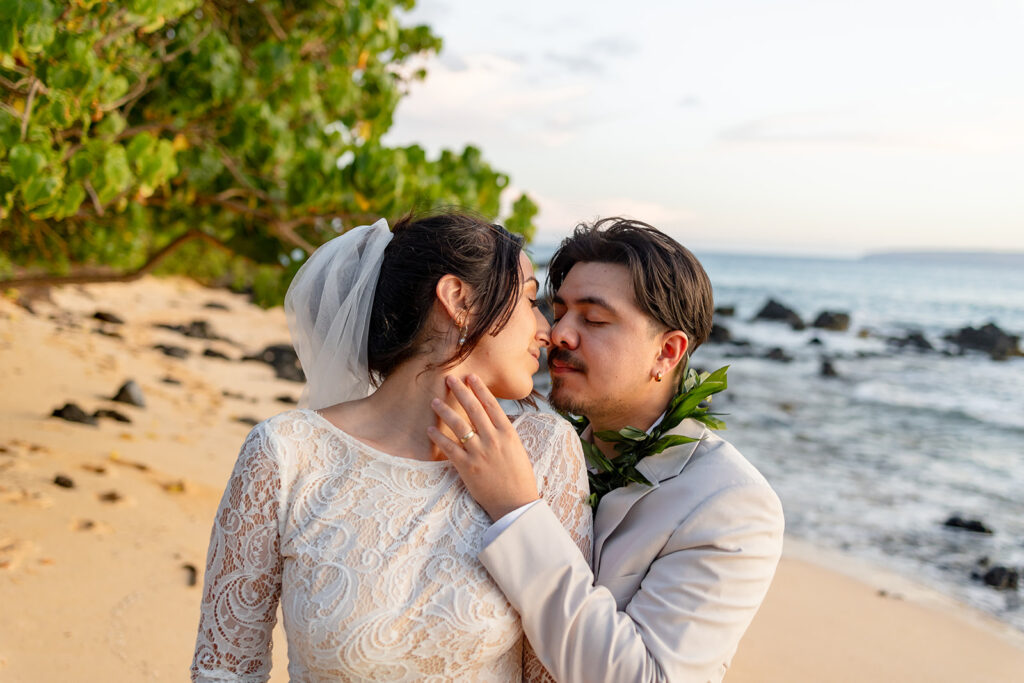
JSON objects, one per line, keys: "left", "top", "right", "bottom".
{"left": 548, "top": 348, "right": 633, "bottom": 422}
{"left": 547, "top": 348, "right": 591, "bottom": 415}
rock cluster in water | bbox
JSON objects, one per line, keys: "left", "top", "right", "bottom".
{"left": 710, "top": 298, "right": 1022, "bottom": 363}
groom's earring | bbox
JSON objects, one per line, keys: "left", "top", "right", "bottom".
{"left": 654, "top": 371, "right": 663, "bottom": 382}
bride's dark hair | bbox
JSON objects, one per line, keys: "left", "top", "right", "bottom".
{"left": 367, "top": 209, "right": 524, "bottom": 382}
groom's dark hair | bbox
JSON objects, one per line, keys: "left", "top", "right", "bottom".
{"left": 547, "top": 217, "right": 714, "bottom": 353}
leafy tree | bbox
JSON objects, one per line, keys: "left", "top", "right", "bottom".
{"left": 0, "top": 0, "right": 537, "bottom": 305}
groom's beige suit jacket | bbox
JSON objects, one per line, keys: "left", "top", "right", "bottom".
{"left": 479, "top": 417, "right": 784, "bottom": 683}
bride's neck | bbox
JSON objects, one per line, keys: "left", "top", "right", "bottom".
{"left": 329, "top": 361, "right": 471, "bottom": 462}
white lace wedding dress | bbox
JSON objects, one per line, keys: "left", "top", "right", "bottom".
{"left": 191, "top": 409, "right": 592, "bottom": 682}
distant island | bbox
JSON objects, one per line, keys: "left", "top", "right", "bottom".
{"left": 862, "top": 251, "right": 1024, "bottom": 267}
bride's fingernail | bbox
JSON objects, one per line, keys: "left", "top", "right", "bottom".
{"left": 431, "top": 398, "right": 441, "bottom": 407}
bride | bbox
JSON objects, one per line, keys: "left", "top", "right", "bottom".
{"left": 190, "top": 211, "right": 592, "bottom": 681}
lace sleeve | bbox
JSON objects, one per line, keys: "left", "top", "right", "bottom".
{"left": 522, "top": 414, "right": 593, "bottom": 563}
{"left": 191, "top": 423, "right": 285, "bottom": 682}
{"left": 517, "top": 414, "right": 593, "bottom": 683}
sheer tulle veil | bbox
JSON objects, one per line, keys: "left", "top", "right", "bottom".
{"left": 284, "top": 219, "right": 393, "bottom": 410}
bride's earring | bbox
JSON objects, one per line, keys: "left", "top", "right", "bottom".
{"left": 457, "top": 311, "right": 468, "bottom": 347}
{"left": 654, "top": 371, "right": 663, "bottom": 382}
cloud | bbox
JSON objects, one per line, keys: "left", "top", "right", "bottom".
{"left": 387, "top": 52, "right": 593, "bottom": 149}
{"left": 717, "top": 107, "right": 1024, "bottom": 153}
{"left": 439, "top": 52, "right": 469, "bottom": 72}
{"left": 544, "top": 51, "right": 605, "bottom": 75}
{"left": 541, "top": 34, "right": 639, "bottom": 76}
{"left": 584, "top": 35, "right": 640, "bottom": 57}
{"left": 529, "top": 191, "right": 697, "bottom": 239}
{"left": 718, "top": 112, "right": 878, "bottom": 145}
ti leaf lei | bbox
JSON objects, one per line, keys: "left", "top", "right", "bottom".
{"left": 560, "top": 365, "right": 730, "bottom": 509}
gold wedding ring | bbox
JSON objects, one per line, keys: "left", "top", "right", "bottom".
{"left": 459, "top": 430, "right": 477, "bottom": 444}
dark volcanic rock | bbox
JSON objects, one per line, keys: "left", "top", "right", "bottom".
{"left": 182, "top": 562, "right": 199, "bottom": 587}
{"left": 943, "top": 516, "right": 993, "bottom": 534}
{"left": 820, "top": 359, "right": 839, "bottom": 378}
{"left": 154, "top": 344, "right": 190, "bottom": 359}
{"left": 714, "top": 305, "right": 735, "bottom": 317}
{"left": 235, "top": 416, "right": 260, "bottom": 427}
{"left": 112, "top": 380, "right": 145, "bottom": 407}
{"left": 764, "top": 347, "right": 793, "bottom": 363}
{"left": 812, "top": 311, "right": 851, "bottom": 332}
{"left": 93, "top": 408, "right": 132, "bottom": 423}
{"left": 981, "top": 566, "right": 1019, "bottom": 591}
{"left": 92, "top": 311, "right": 124, "bottom": 325}
{"left": 161, "top": 376, "right": 182, "bottom": 385}
{"left": 245, "top": 344, "right": 305, "bottom": 382}
{"left": 943, "top": 322, "right": 1022, "bottom": 361}
{"left": 51, "top": 403, "right": 98, "bottom": 426}
{"left": 203, "top": 301, "right": 229, "bottom": 311}
{"left": 155, "top": 319, "right": 223, "bottom": 341}
{"left": 92, "top": 328, "right": 123, "bottom": 339}
{"left": 708, "top": 323, "right": 732, "bottom": 344}
{"left": 888, "top": 331, "right": 934, "bottom": 352}
{"left": 203, "top": 348, "right": 231, "bottom": 360}
{"left": 752, "top": 299, "right": 805, "bottom": 330}
{"left": 275, "top": 394, "right": 298, "bottom": 405}
{"left": 53, "top": 474, "right": 75, "bottom": 488}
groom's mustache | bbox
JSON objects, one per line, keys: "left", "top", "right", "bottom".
{"left": 547, "top": 348, "right": 587, "bottom": 373}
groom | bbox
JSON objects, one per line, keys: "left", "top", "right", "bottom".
{"left": 474, "top": 218, "right": 784, "bottom": 682}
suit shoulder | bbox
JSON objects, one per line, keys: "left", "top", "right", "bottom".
{"left": 686, "top": 430, "right": 773, "bottom": 491}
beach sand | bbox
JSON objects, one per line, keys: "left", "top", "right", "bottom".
{"left": 1, "top": 276, "right": 1022, "bottom": 681}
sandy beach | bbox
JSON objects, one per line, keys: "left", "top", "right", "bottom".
{"left": 2, "top": 276, "right": 1022, "bottom": 682}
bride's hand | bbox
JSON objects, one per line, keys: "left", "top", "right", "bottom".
{"left": 428, "top": 374, "right": 540, "bottom": 522}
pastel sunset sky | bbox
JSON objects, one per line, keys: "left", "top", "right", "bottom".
{"left": 386, "top": 0, "right": 1024, "bottom": 255}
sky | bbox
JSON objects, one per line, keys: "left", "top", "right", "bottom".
{"left": 384, "top": 0, "right": 1024, "bottom": 256}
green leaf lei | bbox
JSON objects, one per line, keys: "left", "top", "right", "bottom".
{"left": 560, "top": 365, "right": 730, "bottom": 509}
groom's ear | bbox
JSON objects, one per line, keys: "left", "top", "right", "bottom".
{"left": 657, "top": 330, "right": 689, "bottom": 374}
{"left": 435, "top": 274, "right": 472, "bottom": 322}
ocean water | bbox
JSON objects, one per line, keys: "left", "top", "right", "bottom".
{"left": 532, "top": 248, "right": 1024, "bottom": 631}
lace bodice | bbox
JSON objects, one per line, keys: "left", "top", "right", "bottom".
{"left": 191, "top": 409, "right": 592, "bottom": 682}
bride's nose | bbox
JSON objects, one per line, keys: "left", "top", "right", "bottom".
{"left": 534, "top": 308, "right": 551, "bottom": 348}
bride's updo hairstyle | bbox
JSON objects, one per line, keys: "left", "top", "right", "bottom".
{"left": 367, "top": 210, "right": 525, "bottom": 383}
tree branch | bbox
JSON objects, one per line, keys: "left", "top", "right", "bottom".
{"left": 260, "top": 4, "right": 288, "bottom": 41}
{"left": 0, "top": 230, "right": 232, "bottom": 289}
{"left": 20, "top": 79, "right": 39, "bottom": 141}
{"left": 101, "top": 71, "right": 152, "bottom": 112}
{"left": 161, "top": 26, "right": 213, "bottom": 63}
{"left": 0, "top": 74, "right": 22, "bottom": 92}
{"left": 83, "top": 181, "right": 105, "bottom": 217}
{"left": 93, "top": 13, "right": 135, "bottom": 54}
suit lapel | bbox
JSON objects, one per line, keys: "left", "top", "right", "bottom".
{"left": 592, "top": 418, "right": 707, "bottom": 568}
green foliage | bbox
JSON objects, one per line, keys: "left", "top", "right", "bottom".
{"left": 0, "top": 0, "right": 538, "bottom": 302}
{"left": 563, "top": 364, "right": 730, "bottom": 508}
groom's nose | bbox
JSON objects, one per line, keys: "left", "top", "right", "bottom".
{"left": 550, "top": 317, "right": 579, "bottom": 350}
